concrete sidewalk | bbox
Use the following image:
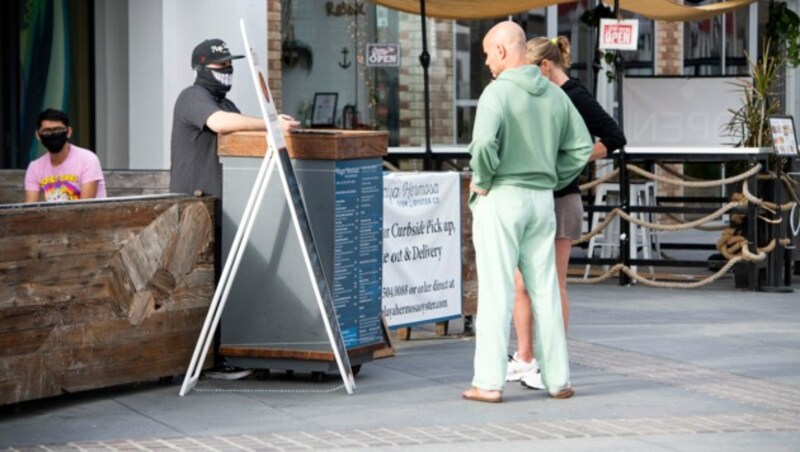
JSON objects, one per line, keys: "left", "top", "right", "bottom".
{"left": 2, "top": 279, "right": 799, "bottom": 451}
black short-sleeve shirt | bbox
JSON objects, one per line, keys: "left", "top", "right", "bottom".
{"left": 170, "top": 85, "right": 240, "bottom": 198}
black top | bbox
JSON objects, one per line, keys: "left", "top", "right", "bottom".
{"left": 554, "top": 78, "right": 626, "bottom": 198}
{"left": 170, "top": 85, "right": 240, "bottom": 198}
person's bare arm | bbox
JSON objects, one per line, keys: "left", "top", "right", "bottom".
{"left": 79, "top": 181, "right": 99, "bottom": 199}
{"left": 590, "top": 141, "right": 608, "bottom": 161}
{"left": 206, "top": 112, "right": 302, "bottom": 134}
{"left": 205, "top": 111, "right": 266, "bottom": 134}
{"left": 279, "top": 114, "right": 300, "bottom": 131}
{"left": 24, "top": 191, "right": 40, "bottom": 203}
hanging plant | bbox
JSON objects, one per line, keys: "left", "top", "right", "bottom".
{"left": 281, "top": 0, "right": 313, "bottom": 72}
{"left": 579, "top": 3, "right": 618, "bottom": 83}
{"left": 578, "top": 3, "right": 614, "bottom": 29}
{"left": 727, "top": 1, "right": 800, "bottom": 148}
{"left": 603, "top": 50, "right": 617, "bottom": 83}
{"left": 767, "top": 1, "right": 800, "bottom": 68}
{"left": 282, "top": 39, "right": 313, "bottom": 71}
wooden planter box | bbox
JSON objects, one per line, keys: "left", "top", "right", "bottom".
{"left": 0, "top": 196, "right": 215, "bottom": 405}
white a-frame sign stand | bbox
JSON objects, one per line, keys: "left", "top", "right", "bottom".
{"left": 180, "top": 20, "right": 356, "bottom": 396}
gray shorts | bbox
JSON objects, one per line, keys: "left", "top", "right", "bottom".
{"left": 554, "top": 193, "right": 583, "bottom": 240}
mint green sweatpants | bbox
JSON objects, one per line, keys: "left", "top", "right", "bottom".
{"left": 470, "top": 185, "right": 571, "bottom": 394}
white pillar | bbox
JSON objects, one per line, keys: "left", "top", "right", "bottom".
{"left": 93, "top": 0, "right": 129, "bottom": 169}
{"left": 547, "top": 5, "right": 558, "bottom": 38}
{"left": 128, "top": 0, "right": 164, "bottom": 169}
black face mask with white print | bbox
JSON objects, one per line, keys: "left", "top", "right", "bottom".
{"left": 195, "top": 65, "right": 234, "bottom": 99}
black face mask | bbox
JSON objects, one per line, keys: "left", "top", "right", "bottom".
{"left": 195, "top": 65, "right": 234, "bottom": 99}
{"left": 40, "top": 131, "right": 69, "bottom": 153}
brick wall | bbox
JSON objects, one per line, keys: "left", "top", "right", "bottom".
{"left": 267, "top": 0, "right": 282, "bottom": 111}
{"left": 655, "top": 21, "right": 683, "bottom": 76}
{"left": 398, "top": 15, "right": 454, "bottom": 148}
{"left": 655, "top": 20, "right": 684, "bottom": 209}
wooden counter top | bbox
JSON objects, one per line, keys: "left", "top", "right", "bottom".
{"left": 218, "top": 129, "right": 389, "bottom": 160}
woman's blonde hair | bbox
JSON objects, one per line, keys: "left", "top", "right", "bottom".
{"left": 525, "top": 36, "right": 572, "bottom": 70}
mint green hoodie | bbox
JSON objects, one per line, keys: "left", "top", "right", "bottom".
{"left": 469, "top": 65, "right": 592, "bottom": 196}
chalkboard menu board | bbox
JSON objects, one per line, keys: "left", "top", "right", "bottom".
{"left": 333, "top": 159, "right": 383, "bottom": 348}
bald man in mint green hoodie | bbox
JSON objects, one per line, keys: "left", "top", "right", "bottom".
{"left": 462, "top": 22, "right": 592, "bottom": 404}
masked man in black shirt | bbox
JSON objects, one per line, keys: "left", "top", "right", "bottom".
{"left": 170, "top": 38, "right": 299, "bottom": 198}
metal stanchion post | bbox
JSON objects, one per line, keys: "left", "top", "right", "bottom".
{"left": 419, "top": 0, "right": 433, "bottom": 171}
{"left": 761, "top": 156, "right": 794, "bottom": 292}
{"left": 746, "top": 167, "right": 759, "bottom": 290}
{"left": 615, "top": 54, "right": 630, "bottom": 285}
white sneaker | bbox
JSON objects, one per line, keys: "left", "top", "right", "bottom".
{"left": 505, "top": 352, "right": 539, "bottom": 382}
{"left": 520, "top": 370, "right": 545, "bottom": 390}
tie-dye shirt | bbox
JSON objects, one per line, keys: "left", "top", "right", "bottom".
{"left": 24, "top": 144, "right": 106, "bottom": 202}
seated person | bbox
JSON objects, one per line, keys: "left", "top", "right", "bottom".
{"left": 24, "top": 109, "right": 106, "bottom": 202}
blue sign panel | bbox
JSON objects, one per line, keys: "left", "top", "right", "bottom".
{"left": 333, "top": 158, "right": 383, "bottom": 348}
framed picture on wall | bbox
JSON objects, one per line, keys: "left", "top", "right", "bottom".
{"left": 311, "top": 92, "right": 338, "bottom": 127}
{"left": 769, "top": 115, "right": 799, "bottom": 156}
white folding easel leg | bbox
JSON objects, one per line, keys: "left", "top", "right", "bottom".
{"left": 238, "top": 20, "right": 356, "bottom": 394}
{"left": 273, "top": 152, "right": 356, "bottom": 393}
{"left": 180, "top": 149, "right": 277, "bottom": 396}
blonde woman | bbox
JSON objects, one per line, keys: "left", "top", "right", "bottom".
{"left": 506, "top": 36, "right": 627, "bottom": 389}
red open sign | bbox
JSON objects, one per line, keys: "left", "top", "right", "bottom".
{"left": 599, "top": 19, "right": 639, "bottom": 51}
{"left": 604, "top": 24, "right": 633, "bottom": 45}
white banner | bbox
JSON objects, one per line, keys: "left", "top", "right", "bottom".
{"left": 382, "top": 172, "right": 462, "bottom": 328}
{"left": 623, "top": 77, "right": 746, "bottom": 147}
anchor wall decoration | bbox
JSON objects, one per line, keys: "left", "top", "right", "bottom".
{"left": 339, "top": 47, "right": 352, "bottom": 69}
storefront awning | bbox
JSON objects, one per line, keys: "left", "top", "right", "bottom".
{"left": 616, "top": 0, "right": 756, "bottom": 22}
{"left": 366, "top": 0, "right": 757, "bottom": 22}
{"left": 366, "top": 0, "right": 571, "bottom": 20}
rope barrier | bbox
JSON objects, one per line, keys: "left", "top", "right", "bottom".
{"left": 615, "top": 200, "right": 744, "bottom": 231}
{"left": 741, "top": 181, "right": 795, "bottom": 213}
{"left": 782, "top": 176, "right": 800, "bottom": 206}
{"left": 568, "top": 240, "right": 773, "bottom": 289}
{"left": 758, "top": 215, "right": 783, "bottom": 225}
{"left": 662, "top": 212, "right": 728, "bottom": 231}
{"left": 620, "top": 257, "right": 742, "bottom": 289}
{"left": 382, "top": 160, "right": 400, "bottom": 172}
{"left": 717, "top": 228, "right": 747, "bottom": 260}
{"left": 567, "top": 264, "right": 625, "bottom": 284}
{"left": 656, "top": 162, "right": 705, "bottom": 182}
{"left": 568, "top": 161, "right": 786, "bottom": 288}
{"left": 626, "top": 163, "right": 762, "bottom": 188}
{"left": 578, "top": 168, "right": 620, "bottom": 191}
{"left": 564, "top": 160, "right": 791, "bottom": 288}
{"left": 573, "top": 210, "right": 619, "bottom": 245}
